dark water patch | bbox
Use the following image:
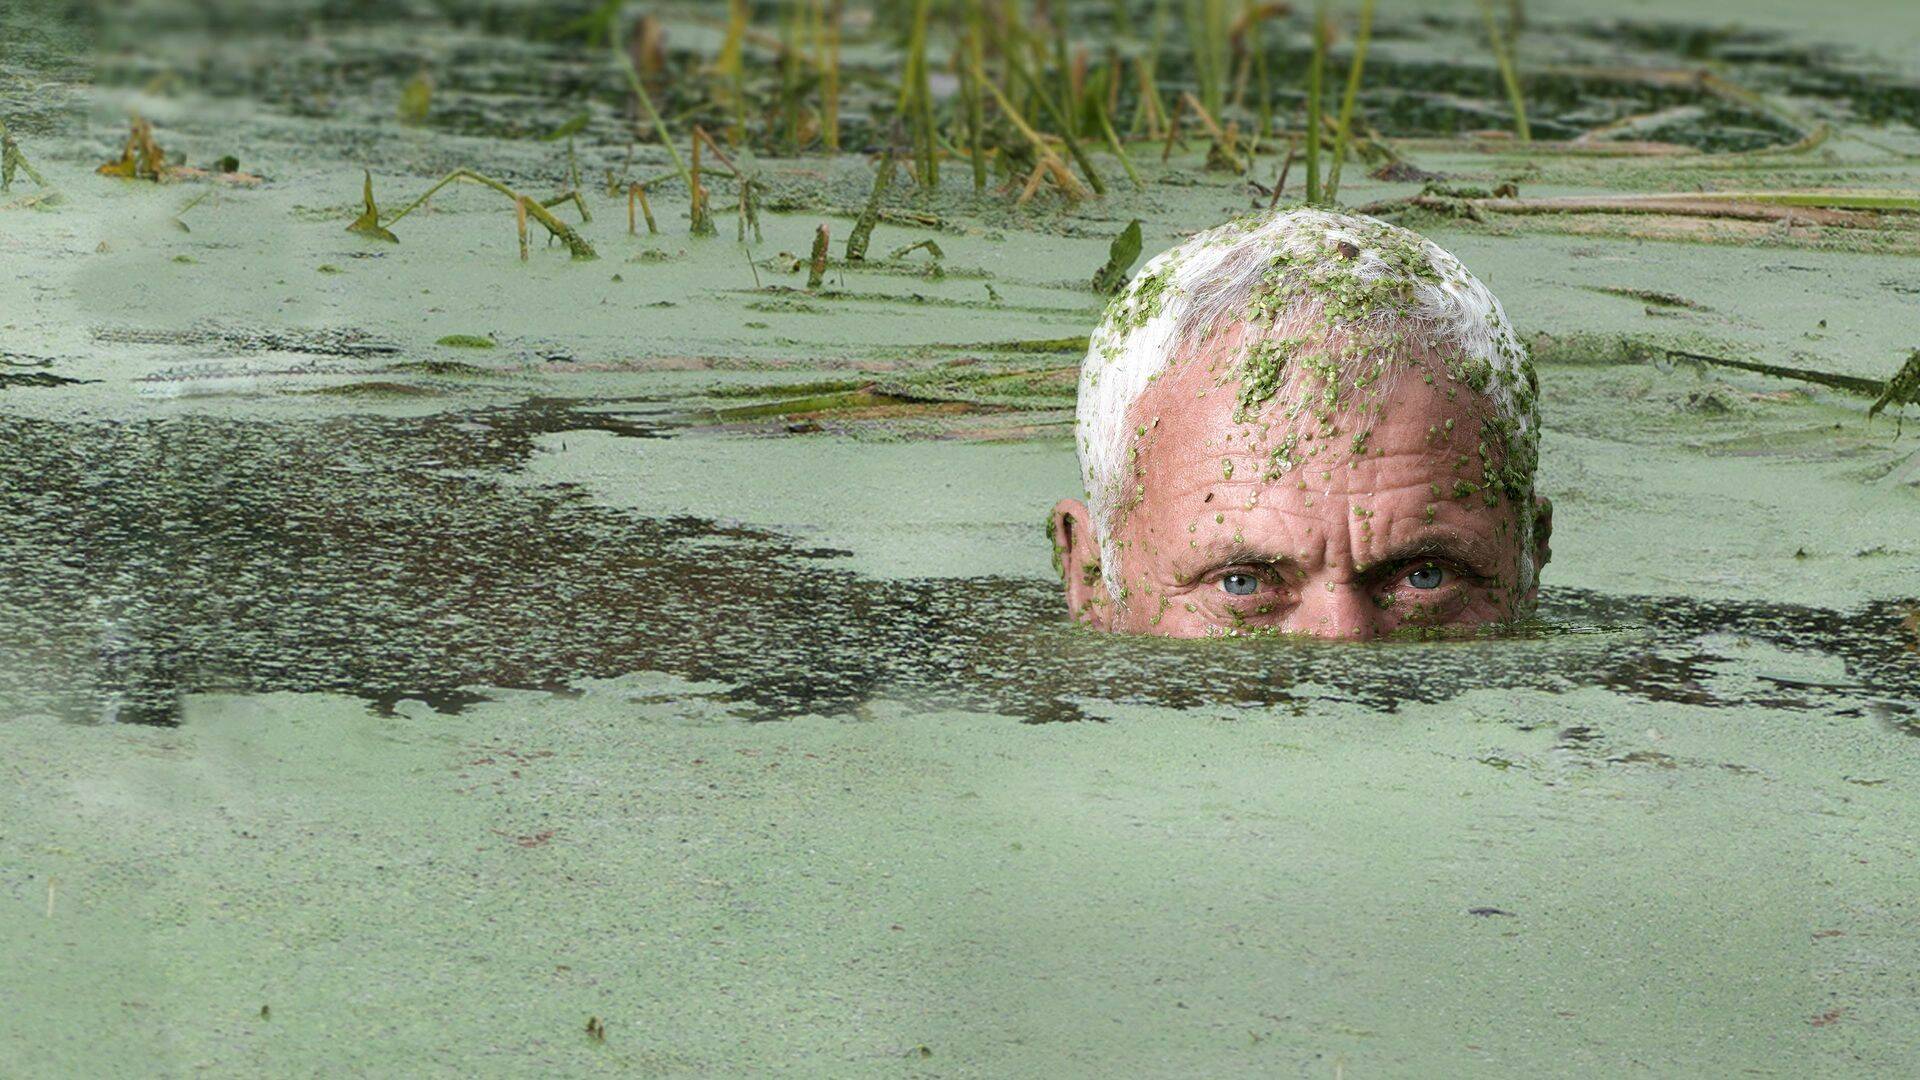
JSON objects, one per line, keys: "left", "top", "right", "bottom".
{"left": 1, "top": 398, "right": 1914, "bottom": 730}
{"left": 95, "top": 324, "right": 400, "bottom": 359}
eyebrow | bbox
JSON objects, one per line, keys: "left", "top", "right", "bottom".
{"left": 1174, "top": 530, "right": 1499, "bottom": 584}
{"left": 1173, "top": 539, "right": 1300, "bottom": 583}
{"left": 1370, "top": 530, "right": 1499, "bottom": 577}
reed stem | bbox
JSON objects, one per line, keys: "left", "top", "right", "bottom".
{"left": 1326, "top": 0, "right": 1376, "bottom": 203}
{"left": 1478, "top": 0, "right": 1530, "bottom": 142}
{"left": 612, "top": 32, "right": 690, "bottom": 189}
{"left": 1305, "top": 7, "right": 1326, "bottom": 205}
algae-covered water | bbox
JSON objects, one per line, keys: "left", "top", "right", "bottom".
{"left": 4, "top": 0, "right": 1919, "bottom": 1075}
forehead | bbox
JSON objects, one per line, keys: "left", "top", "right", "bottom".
{"left": 1126, "top": 330, "right": 1496, "bottom": 485}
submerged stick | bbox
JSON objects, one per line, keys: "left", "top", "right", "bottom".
{"left": 516, "top": 196, "right": 529, "bottom": 260}
{"left": 1360, "top": 192, "right": 1880, "bottom": 226}
{"left": 1325, "top": 0, "right": 1376, "bottom": 203}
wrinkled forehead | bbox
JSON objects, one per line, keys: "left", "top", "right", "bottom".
{"left": 1131, "top": 315, "right": 1497, "bottom": 438}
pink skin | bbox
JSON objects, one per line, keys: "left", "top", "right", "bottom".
{"left": 1051, "top": 328, "right": 1551, "bottom": 639}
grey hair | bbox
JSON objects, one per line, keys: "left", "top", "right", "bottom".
{"left": 1074, "top": 208, "right": 1541, "bottom": 600}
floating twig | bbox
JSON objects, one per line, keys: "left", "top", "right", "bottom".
{"left": 380, "top": 169, "right": 597, "bottom": 259}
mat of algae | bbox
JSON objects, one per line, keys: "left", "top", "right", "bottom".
{"left": 3, "top": 0, "right": 1920, "bottom": 1075}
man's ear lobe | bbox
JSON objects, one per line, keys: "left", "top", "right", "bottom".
{"left": 1050, "top": 498, "right": 1113, "bottom": 629}
{"left": 1533, "top": 495, "right": 1554, "bottom": 571}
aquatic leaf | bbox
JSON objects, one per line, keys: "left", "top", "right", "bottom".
{"left": 1091, "top": 219, "right": 1143, "bottom": 295}
{"left": 346, "top": 169, "right": 399, "bottom": 243}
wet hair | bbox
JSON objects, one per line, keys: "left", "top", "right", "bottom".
{"left": 1075, "top": 208, "right": 1542, "bottom": 600}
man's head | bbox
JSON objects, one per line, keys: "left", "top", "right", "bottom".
{"left": 1050, "top": 209, "right": 1550, "bottom": 639}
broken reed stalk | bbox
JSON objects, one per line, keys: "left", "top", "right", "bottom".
{"left": 542, "top": 189, "right": 591, "bottom": 223}
{"left": 689, "top": 128, "right": 715, "bottom": 236}
{"left": 516, "top": 196, "right": 529, "bottom": 260}
{"left": 975, "top": 61, "right": 1090, "bottom": 200}
{"left": 846, "top": 141, "right": 897, "bottom": 260}
{"left": 997, "top": 51, "right": 1106, "bottom": 196}
{"left": 1325, "top": 0, "right": 1376, "bottom": 204}
{"left": 1270, "top": 140, "right": 1297, "bottom": 208}
{"left": 630, "top": 182, "right": 658, "bottom": 233}
{"left": 382, "top": 169, "right": 596, "bottom": 259}
{"left": 1305, "top": 8, "right": 1327, "bottom": 205}
{"left": 612, "top": 31, "right": 691, "bottom": 189}
{"left": 1478, "top": 0, "right": 1530, "bottom": 142}
{"left": 808, "top": 223, "right": 831, "bottom": 288}
{"left": 1, "top": 119, "right": 50, "bottom": 192}
{"left": 1180, "top": 90, "right": 1242, "bottom": 173}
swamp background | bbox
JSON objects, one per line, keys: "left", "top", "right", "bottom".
{"left": 3, "top": 0, "right": 1919, "bottom": 1074}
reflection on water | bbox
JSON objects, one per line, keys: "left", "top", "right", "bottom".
{"left": 2, "top": 398, "right": 1915, "bottom": 729}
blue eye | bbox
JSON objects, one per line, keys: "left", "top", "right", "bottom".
{"left": 1221, "top": 573, "right": 1260, "bottom": 596}
{"left": 1407, "top": 564, "right": 1444, "bottom": 590}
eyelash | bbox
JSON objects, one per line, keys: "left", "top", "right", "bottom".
{"left": 1209, "top": 563, "right": 1469, "bottom": 593}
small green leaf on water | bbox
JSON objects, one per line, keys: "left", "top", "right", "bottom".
{"left": 173, "top": 254, "right": 196, "bottom": 264}
{"left": 436, "top": 334, "right": 496, "bottom": 348}
{"left": 317, "top": 264, "right": 341, "bottom": 273}
{"left": 1092, "top": 219, "right": 1143, "bottom": 295}
{"left": 346, "top": 169, "right": 399, "bottom": 243}
{"left": 544, "top": 111, "right": 590, "bottom": 141}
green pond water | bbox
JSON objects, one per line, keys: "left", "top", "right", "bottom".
{"left": 4, "top": 0, "right": 1919, "bottom": 1075}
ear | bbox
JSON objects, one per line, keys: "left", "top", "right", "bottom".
{"left": 1526, "top": 494, "right": 1553, "bottom": 601}
{"left": 1050, "top": 498, "right": 1113, "bottom": 629}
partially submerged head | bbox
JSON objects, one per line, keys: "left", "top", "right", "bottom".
{"left": 1050, "top": 208, "right": 1551, "bottom": 639}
